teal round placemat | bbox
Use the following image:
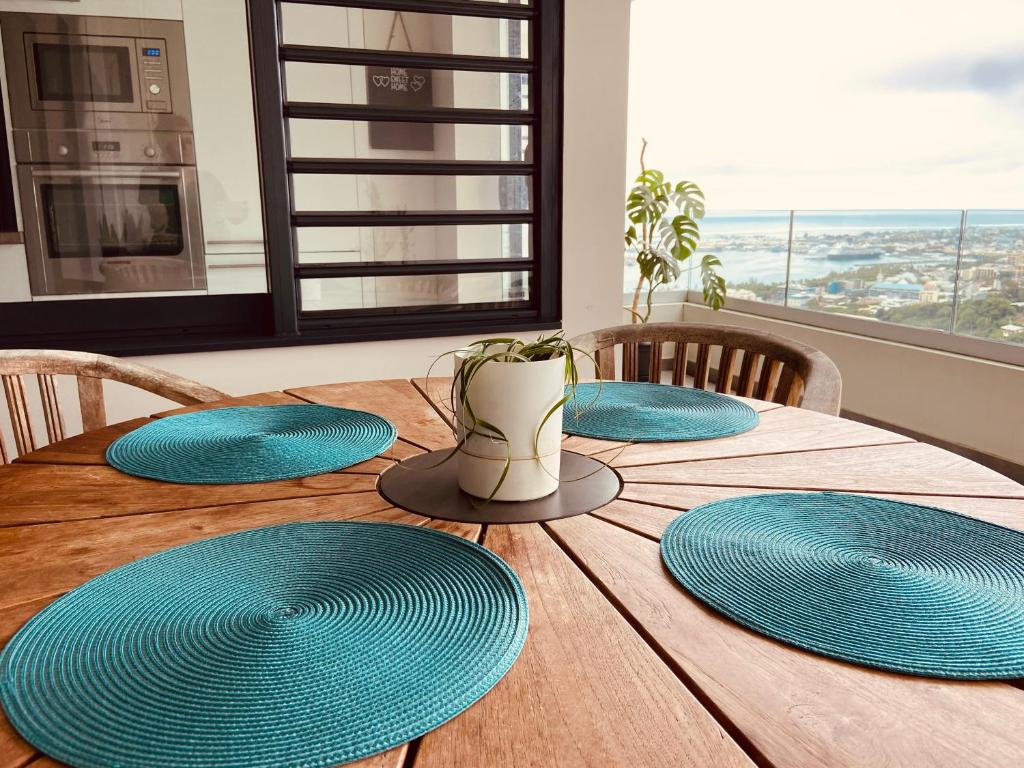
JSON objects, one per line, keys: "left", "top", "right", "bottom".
{"left": 661, "top": 492, "right": 1024, "bottom": 679}
{"left": 0, "top": 522, "right": 529, "bottom": 768}
{"left": 563, "top": 382, "right": 758, "bottom": 441}
{"left": 107, "top": 404, "right": 397, "bottom": 483}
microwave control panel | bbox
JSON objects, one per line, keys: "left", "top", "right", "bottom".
{"left": 138, "top": 38, "right": 171, "bottom": 114}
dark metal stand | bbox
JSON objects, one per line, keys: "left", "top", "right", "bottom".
{"left": 378, "top": 449, "right": 621, "bottom": 524}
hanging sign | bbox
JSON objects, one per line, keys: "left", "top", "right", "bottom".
{"left": 366, "top": 12, "right": 434, "bottom": 150}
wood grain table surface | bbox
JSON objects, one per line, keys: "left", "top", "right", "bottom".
{"left": 3, "top": 378, "right": 1024, "bottom": 768}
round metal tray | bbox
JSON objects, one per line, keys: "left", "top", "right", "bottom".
{"left": 378, "top": 449, "right": 622, "bottom": 524}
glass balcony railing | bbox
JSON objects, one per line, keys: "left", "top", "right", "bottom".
{"left": 626, "top": 209, "right": 1024, "bottom": 347}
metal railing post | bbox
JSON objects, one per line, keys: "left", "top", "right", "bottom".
{"left": 950, "top": 209, "right": 968, "bottom": 335}
{"left": 783, "top": 210, "right": 795, "bottom": 306}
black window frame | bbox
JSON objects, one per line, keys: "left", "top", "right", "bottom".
{"left": 0, "top": 0, "right": 563, "bottom": 355}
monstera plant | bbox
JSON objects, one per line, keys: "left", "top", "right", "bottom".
{"left": 625, "top": 139, "right": 726, "bottom": 324}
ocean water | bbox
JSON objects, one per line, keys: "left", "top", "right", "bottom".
{"left": 702, "top": 210, "right": 964, "bottom": 234}
{"left": 624, "top": 209, "right": 1024, "bottom": 289}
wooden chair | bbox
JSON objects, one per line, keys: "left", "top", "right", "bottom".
{"left": 569, "top": 322, "right": 842, "bottom": 415}
{"left": 0, "top": 349, "right": 228, "bottom": 463}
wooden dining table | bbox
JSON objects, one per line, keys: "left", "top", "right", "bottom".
{"left": 2, "top": 377, "right": 1024, "bottom": 768}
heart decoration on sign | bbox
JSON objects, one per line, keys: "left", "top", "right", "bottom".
{"left": 365, "top": 10, "right": 434, "bottom": 151}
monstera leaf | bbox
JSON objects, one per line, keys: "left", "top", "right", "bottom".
{"left": 626, "top": 184, "right": 667, "bottom": 227}
{"left": 636, "top": 247, "right": 683, "bottom": 286}
{"left": 659, "top": 214, "right": 700, "bottom": 261}
{"left": 635, "top": 169, "right": 672, "bottom": 201}
{"left": 700, "top": 254, "right": 727, "bottom": 310}
{"left": 671, "top": 182, "right": 706, "bottom": 220}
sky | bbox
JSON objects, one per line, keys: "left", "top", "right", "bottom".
{"left": 626, "top": 0, "right": 1024, "bottom": 211}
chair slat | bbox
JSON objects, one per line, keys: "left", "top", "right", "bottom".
{"left": 755, "top": 358, "right": 782, "bottom": 401}
{"left": 594, "top": 347, "right": 616, "bottom": 381}
{"left": 716, "top": 347, "right": 737, "bottom": 394}
{"left": 622, "top": 343, "right": 639, "bottom": 382}
{"left": 648, "top": 341, "right": 663, "bottom": 383}
{"left": 773, "top": 365, "right": 799, "bottom": 406}
{"left": 693, "top": 344, "right": 712, "bottom": 390}
{"left": 77, "top": 376, "right": 107, "bottom": 432}
{"left": 0, "top": 432, "right": 8, "bottom": 464}
{"left": 671, "top": 342, "right": 688, "bottom": 386}
{"left": 785, "top": 375, "right": 806, "bottom": 407}
{"left": 37, "top": 374, "right": 66, "bottom": 444}
{"left": 3, "top": 374, "right": 37, "bottom": 455}
{"left": 736, "top": 351, "right": 760, "bottom": 397}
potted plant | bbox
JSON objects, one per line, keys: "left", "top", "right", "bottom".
{"left": 430, "top": 334, "right": 588, "bottom": 502}
{"left": 625, "top": 138, "right": 726, "bottom": 380}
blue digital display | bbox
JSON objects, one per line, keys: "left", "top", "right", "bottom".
{"left": 143, "top": 48, "right": 161, "bottom": 57}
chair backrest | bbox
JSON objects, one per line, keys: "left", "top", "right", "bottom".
{"left": 569, "top": 322, "right": 842, "bottom": 415}
{"left": 0, "top": 349, "right": 228, "bottom": 462}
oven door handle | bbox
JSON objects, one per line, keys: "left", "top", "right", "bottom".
{"left": 27, "top": 168, "right": 186, "bottom": 181}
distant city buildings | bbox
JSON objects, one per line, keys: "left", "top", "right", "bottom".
{"left": 867, "top": 282, "right": 923, "bottom": 300}
{"left": 962, "top": 266, "right": 1000, "bottom": 282}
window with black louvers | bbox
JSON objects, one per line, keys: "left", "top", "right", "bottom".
{"left": 250, "top": 0, "right": 563, "bottom": 340}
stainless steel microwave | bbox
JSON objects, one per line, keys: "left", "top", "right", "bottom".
{"left": 0, "top": 12, "right": 192, "bottom": 132}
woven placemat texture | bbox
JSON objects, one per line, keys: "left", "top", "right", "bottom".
{"left": 661, "top": 492, "right": 1024, "bottom": 679}
{"left": 0, "top": 522, "right": 529, "bottom": 767}
{"left": 107, "top": 404, "right": 397, "bottom": 483}
{"left": 563, "top": 382, "right": 759, "bottom": 441}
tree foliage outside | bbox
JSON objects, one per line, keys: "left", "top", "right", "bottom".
{"left": 877, "top": 294, "right": 1022, "bottom": 340}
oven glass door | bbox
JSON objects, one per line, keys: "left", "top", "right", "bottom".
{"left": 26, "top": 33, "right": 141, "bottom": 112}
{"left": 24, "top": 167, "right": 205, "bottom": 295}
{"left": 43, "top": 181, "right": 184, "bottom": 259}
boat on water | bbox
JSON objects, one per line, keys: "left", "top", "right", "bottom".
{"left": 812, "top": 245, "right": 882, "bottom": 261}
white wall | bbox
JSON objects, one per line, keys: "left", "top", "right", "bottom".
{"left": 181, "top": 0, "right": 266, "bottom": 294}
{"left": 560, "top": 0, "right": 631, "bottom": 339}
{"left": 95, "top": 0, "right": 630, "bottom": 423}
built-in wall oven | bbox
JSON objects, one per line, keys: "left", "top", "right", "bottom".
{"left": 1, "top": 12, "right": 206, "bottom": 296}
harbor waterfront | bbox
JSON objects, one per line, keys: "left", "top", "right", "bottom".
{"left": 625, "top": 210, "right": 1024, "bottom": 344}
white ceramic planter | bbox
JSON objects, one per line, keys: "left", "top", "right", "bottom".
{"left": 453, "top": 349, "right": 565, "bottom": 501}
